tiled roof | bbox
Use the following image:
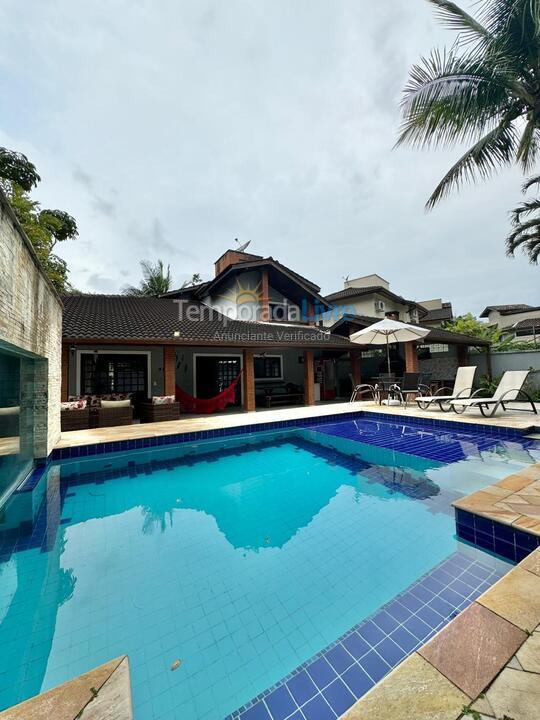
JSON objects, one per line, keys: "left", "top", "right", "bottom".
{"left": 327, "top": 313, "right": 490, "bottom": 346}
{"left": 512, "top": 317, "right": 540, "bottom": 329}
{"left": 62, "top": 295, "right": 355, "bottom": 348}
{"left": 421, "top": 304, "right": 453, "bottom": 323}
{"left": 324, "top": 286, "right": 422, "bottom": 311}
{"left": 480, "top": 304, "right": 534, "bottom": 318}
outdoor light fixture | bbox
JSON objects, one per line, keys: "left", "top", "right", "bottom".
{"left": 173, "top": 331, "right": 180, "bottom": 338}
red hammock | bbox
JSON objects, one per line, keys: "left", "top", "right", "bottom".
{"left": 175, "top": 371, "right": 243, "bottom": 414}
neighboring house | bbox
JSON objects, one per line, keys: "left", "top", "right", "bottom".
{"left": 480, "top": 304, "right": 540, "bottom": 343}
{"left": 324, "top": 276, "right": 483, "bottom": 383}
{"left": 323, "top": 274, "right": 425, "bottom": 325}
{"left": 61, "top": 253, "right": 490, "bottom": 411}
{"left": 417, "top": 299, "right": 454, "bottom": 328}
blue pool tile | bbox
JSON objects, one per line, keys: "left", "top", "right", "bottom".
{"left": 341, "top": 632, "right": 371, "bottom": 660}
{"left": 389, "top": 626, "right": 418, "bottom": 654}
{"left": 341, "top": 663, "right": 374, "bottom": 699}
{"left": 322, "top": 678, "right": 356, "bottom": 716}
{"left": 301, "top": 694, "right": 336, "bottom": 720}
{"left": 375, "top": 637, "right": 406, "bottom": 666}
{"left": 306, "top": 657, "right": 337, "bottom": 690}
{"left": 385, "top": 600, "right": 412, "bottom": 624}
{"left": 357, "top": 620, "right": 385, "bottom": 646}
{"left": 325, "top": 644, "right": 354, "bottom": 674}
{"left": 402, "top": 615, "right": 433, "bottom": 642}
{"left": 416, "top": 604, "right": 445, "bottom": 629}
{"left": 240, "top": 701, "right": 271, "bottom": 720}
{"left": 371, "top": 609, "right": 399, "bottom": 634}
{"left": 359, "top": 650, "right": 390, "bottom": 683}
{"left": 286, "top": 671, "right": 318, "bottom": 706}
{"left": 397, "top": 592, "right": 424, "bottom": 613}
{"left": 427, "top": 596, "right": 455, "bottom": 619}
{"left": 264, "top": 686, "right": 297, "bottom": 720}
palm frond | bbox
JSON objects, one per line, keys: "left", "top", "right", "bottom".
{"left": 522, "top": 174, "right": 540, "bottom": 192}
{"left": 398, "top": 49, "right": 518, "bottom": 149}
{"left": 511, "top": 197, "right": 540, "bottom": 223}
{"left": 426, "top": 121, "right": 517, "bottom": 208}
{"left": 427, "top": 0, "right": 491, "bottom": 42}
{"left": 515, "top": 118, "right": 539, "bottom": 171}
{"left": 506, "top": 226, "right": 540, "bottom": 262}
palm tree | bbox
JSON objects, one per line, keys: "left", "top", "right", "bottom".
{"left": 123, "top": 259, "right": 172, "bottom": 296}
{"left": 398, "top": 0, "right": 540, "bottom": 220}
{"left": 507, "top": 175, "right": 540, "bottom": 262}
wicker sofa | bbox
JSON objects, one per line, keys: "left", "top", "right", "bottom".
{"left": 139, "top": 401, "right": 180, "bottom": 423}
{"left": 94, "top": 404, "right": 133, "bottom": 428}
{"left": 61, "top": 406, "right": 91, "bottom": 432}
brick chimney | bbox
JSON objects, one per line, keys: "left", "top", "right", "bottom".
{"left": 214, "top": 249, "right": 261, "bottom": 277}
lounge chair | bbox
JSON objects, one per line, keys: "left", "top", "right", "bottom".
{"left": 416, "top": 366, "right": 476, "bottom": 413}
{"left": 450, "top": 370, "right": 537, "bottom": 417}
{"left": 350, "top": 383, "right": 378, "bottom": 402}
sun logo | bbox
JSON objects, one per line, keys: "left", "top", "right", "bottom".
{"left": 217, "top": 278, "right": 263, "bottom": 321}
{"left": 218, "top": 278, "right": 263, "bottom": 305}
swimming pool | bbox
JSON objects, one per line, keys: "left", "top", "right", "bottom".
{"left": 0, "top": 416, "right": 538, "bottom": 719}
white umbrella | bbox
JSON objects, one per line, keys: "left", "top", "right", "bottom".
{"left": 350, "top": 319, "right": 430, "bottom": 374}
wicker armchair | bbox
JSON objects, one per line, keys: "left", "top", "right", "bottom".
{"left": 94, "top": 405, "right": 134, "bottom": 428}
{"left": 139, "top": 401, "right": 180, "bottom": 423}
{"left": 61, "top": 407, "right": 90, "bottom": 432}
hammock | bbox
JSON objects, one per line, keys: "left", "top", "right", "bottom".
{"left": 175, "top": 371, "right": 243, "bottom": 414}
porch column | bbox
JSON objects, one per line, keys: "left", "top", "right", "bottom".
{"left": 261, "top": 270, "right": 270, "bottom": 322}
{"left": 350, "top": 350, "right": 361, "bottom": 386}
{"left": 404, "top": 342, "right": 419, "bottom": 373}
{"left": 243, "top": 349, "right": 256, "bottom": 412}
{"left": 456, "top": 344, "right": 469, "bottom": 367}
{"left": 61, "top": 345, "right": 69, "bottom": 401}
{"left": 304, "top": 350, "right": 315, "bottom": 405}
{"left": 164, "top": 346, "right": 177, "bottom": 397}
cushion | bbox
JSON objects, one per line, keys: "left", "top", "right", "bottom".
{"left": 61, "top": 400, "right": 87, "bottom": 411}
{"left": 0, "top": 406, "right": 20, "bottom": 416}
{"left": 100, "top": 399, "right": 131, "bottom": 408}
{"left": 151, "top": 395, "right": 176, "bottom": 405}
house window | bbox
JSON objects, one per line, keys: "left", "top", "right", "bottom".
{"left": 254, "top": 355, "right": 283, "bottom": 380}
{"left": 80, "top": 354, "right": 148, "bottom": 395}
{"left": 418, "top": 344, "right": 449, "bottom": 354}
{"left": 269, "top": 302, "right": 289, "bottom": 321}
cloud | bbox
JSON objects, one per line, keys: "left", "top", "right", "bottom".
{"left": 0, "top": 0, "right": 537, "bottom": 311}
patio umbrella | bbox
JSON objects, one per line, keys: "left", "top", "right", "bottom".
{"left": 350, "top": 319, "right": 430, "bottom": 374}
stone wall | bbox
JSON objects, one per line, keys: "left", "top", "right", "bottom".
{"left": 0, "top": 190, "right": 62, "bottom": 458}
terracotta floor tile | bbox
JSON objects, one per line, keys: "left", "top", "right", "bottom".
{"left": 418, "top": 603, "right": 526, "bottom": 699}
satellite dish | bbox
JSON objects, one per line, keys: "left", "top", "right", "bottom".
{"left": 235, "top": 239, "right": 251, "bottom": 252}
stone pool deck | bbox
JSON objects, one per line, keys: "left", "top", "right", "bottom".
{"left": 0, "top": 656, "right": 132, "bottom": 720}
{"left": 454, "top": 462, "right": 540, "bottom": 538}
{"left": 344, "top": 547, "right": 540, "bottom": 720}
{"left": 55, "top": 400, "right": 540, "bottom": 450}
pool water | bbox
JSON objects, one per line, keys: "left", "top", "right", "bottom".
{"left": 0, "top": 419, "right": 538, "bottom": 720}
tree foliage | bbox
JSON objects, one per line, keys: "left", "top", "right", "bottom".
{"left": 0, "top": 147, "right": 78, "bottom": 291}
{"left": 123, "top": 259, "right": 172, "bottom": 296}
{"left": 443, "top": 313, "right": 501, "bottom": 344}
{"left": 507, "top": 174, "right": 540, "bottom": 262}
{"left": 398, "top": 0, "right": 540, "bottom": 262}
{"left": 181, "top": 273, "right": 202, "bottom": 288}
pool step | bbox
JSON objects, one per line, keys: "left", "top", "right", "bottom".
{"left": 524, "top": 432, "right": 540, "bottom": 440}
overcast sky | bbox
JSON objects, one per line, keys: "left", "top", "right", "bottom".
{"left": 0, "top": 0, "right": 538, "bottom": 315}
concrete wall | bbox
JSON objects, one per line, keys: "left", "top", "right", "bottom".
{"left": 472, "top": 349, "right": 540, "bottom": 384}
{"left": 0, "top": 191, "right": 62, "bottom": 458}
